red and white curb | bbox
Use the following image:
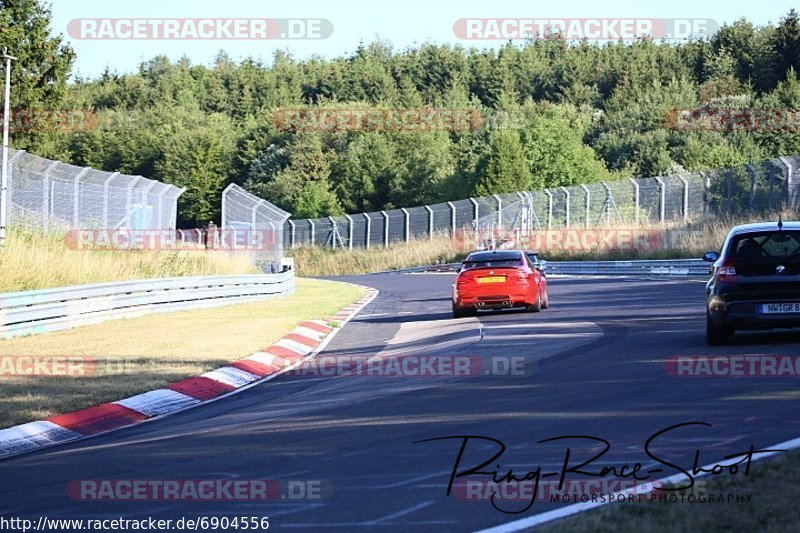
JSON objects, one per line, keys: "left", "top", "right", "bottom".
{"left": 0, "top": 286, "right": 378, "bottom": 460}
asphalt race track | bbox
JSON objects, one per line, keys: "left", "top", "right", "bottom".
{"left": 2, "top": 273, "right": 800, "bottom": 531}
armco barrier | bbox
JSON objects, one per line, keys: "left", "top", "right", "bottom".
{"left": 399, "top": 259, "right": 710, "bottom": 277}
{"left": 0, "top": 272, "right": 295, "bottom": 339}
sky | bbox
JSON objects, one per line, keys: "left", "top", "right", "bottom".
{"left": 47, "top": 0, "right": 800, "bottom": 79}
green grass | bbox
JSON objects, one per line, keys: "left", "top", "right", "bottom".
{"left": 0, "top": 278, "right": 366, "bottom": 429}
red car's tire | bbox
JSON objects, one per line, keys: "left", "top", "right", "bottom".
{"left": 526, "top": 292, "right": 542, "bottom": 313}
{"left": 453, "top": 302, "right": 474, "bottom": 319}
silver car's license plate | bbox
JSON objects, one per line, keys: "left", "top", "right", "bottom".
{"left": 759, "top": 303, "right": 800, "bottom": 314}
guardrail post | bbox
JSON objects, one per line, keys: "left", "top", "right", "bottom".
{"left": 654, "top": 176, "right": 666, "bottom": 224}
{"left": 560, "top": 187, "right": 570, "bottom": 228}
{"left": 364, "top": 213, "right": 371, "bottom": 249}
{"left": 543, "top": 189, "right": 553, "bottom": 229}
{"left": 629, "top": 179, "right": 640, "bottom": 225}
{"left": 381, "top": 211, "right": 390, "bottom": 247}
{"left": 424, "top": 205, "right": 434, "bottom": 240}
{"left": 344, "top": 214, "right": 354, "bottom": 250}
{"left": 579, "top": 184, "right": 590, "bottom": 228}
{"left": 71, "top": 168, "right": 89, "bottom": 227}
{"left": 401, "top": 208, "right": 410, "bottom": 242}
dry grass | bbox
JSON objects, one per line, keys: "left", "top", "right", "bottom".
{"left": 0, "top": 278, "right": 366, "bottom": 428}
{"left": 289, "top": 233, "right": 469, "bottom": 276}
{"left": 539, "top": 450, "right": 800, "bottom": 532}
{"left": 0, "top": 229, "right": 257, "bottom": 293}
{"left": 290, "top": 212, "right": 798, "bottom": 276}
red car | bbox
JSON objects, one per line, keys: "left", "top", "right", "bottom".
{"left": 452, "top": 250, "right": 549, "bottom": 318}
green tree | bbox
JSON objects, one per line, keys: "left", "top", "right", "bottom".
{"left": 0, "top": 0, "right": 75, "bottom": 150}
{"left": 475, "top": 128, "right": 531, "bottom": 195}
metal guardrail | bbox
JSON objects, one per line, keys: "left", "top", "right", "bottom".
{"left": 395, "top": 259, "right": 711, "bottom": 277}
{"left": 0, "top": 272, "right": 295, "bottom": 339}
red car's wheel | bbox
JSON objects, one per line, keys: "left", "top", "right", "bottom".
{"left": 525, "top": 291, "right": 542, "bottom": 313}
{"left": 452, "top": 302, "right": 474, "bottom": 319}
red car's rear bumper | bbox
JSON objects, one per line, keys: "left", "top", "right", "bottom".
{"left": 454, "top": 280, "right": 535, "bottom": 308}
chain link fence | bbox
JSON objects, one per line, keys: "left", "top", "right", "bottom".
{"left": 6, "top": 148, "right": 184, "bottom": 233}
{"left": 221, "top": 183, "right": 290, "bottom": 271}
{"left": 283, "top": 154, "right": 800, "bottom": 249}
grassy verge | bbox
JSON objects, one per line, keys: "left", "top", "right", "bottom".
{"left": 0, "top": 229, "right": 257, "bottom": 293}
{"left": 289, "top": 213, "right": 797, "bottom": 277}
{"left": 289, "top": 234, "right": 467, "bottom": 276}
{"left": 0, "top": 278, "right": 366, "bottom": 429}
{"left": 539, "top": 450, "right": 800, "bottom": 532}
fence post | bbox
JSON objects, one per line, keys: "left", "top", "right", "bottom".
{"left": 424, "top": 205, "right": 434, "bottom": 240}
{"left": 309, "top": 219, "right": 315, "bottom": 246}
{"left": 101, "top": 172, "right": 119, "bottom": 229}
{"left": 493, "top": 194, "right": 502, "bottom": 230}
{"left": 156, "top": 186, "right": 168, "bottom": 230}
{"left": 447, "top": 201, "right": 456, "bottom": 235}
{"left": 777, "top": 156, "right": 795, "bottom": 210}
{"left": 654, "top": 176, "right": 666, "bottom": 224}
{"left": 364, "top": 213, "right": 371, "bottom": 249}
{"left": 560, "top": 187, "right": 570, "bottom": 228}
{"left": 677, "top": 175, "right": 690, "bottom": 222}
{"left": 344, "top": 213, "right": 354, "bottom": 250}
{"left": 543, "top": 189, "right": 553, "bottom": 229}
{"left": 71, "top": 168, "right": 89, "bottom": 227}
{"left": 401, "top": 208, "right": 410, "bottom": 242}
{"left": 629, "top": 178, "right": 640, "bottom": 225}
{"left": 579, "top": 185, "right": 590, "bottom": 228}
{"left": 381, "top": 210, "right": 389, "bottom": 247}
{"left": 469, "top": 197, "right": 479, "bottom": 243}
{"left": 287, "top": 220, "right": 296, "bottom": 248}
{"left": 42, "top": 161, "right": 58, "bottom": 232}
{"left": 125, "top": 177, "right": 142, "bottom": 227}
{"left": 328, "top": 216, "right": 338, "bottom": 249}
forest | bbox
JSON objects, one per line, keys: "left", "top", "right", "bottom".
{"left": 2, "top": 1, "right": 800, "bottom": 225}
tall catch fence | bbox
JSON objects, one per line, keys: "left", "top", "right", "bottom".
{"left": 6, "top": 148, "right": 184, "bottom": 233}
{"left": 221, "top": 183, "right": 290, "bottom": 271}
{"left": 283, "top": 154, "right": 800, "bottom": 249}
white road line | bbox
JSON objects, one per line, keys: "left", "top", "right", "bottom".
{"left": 369, "top": 500, "right": 436, "bottom": 524}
